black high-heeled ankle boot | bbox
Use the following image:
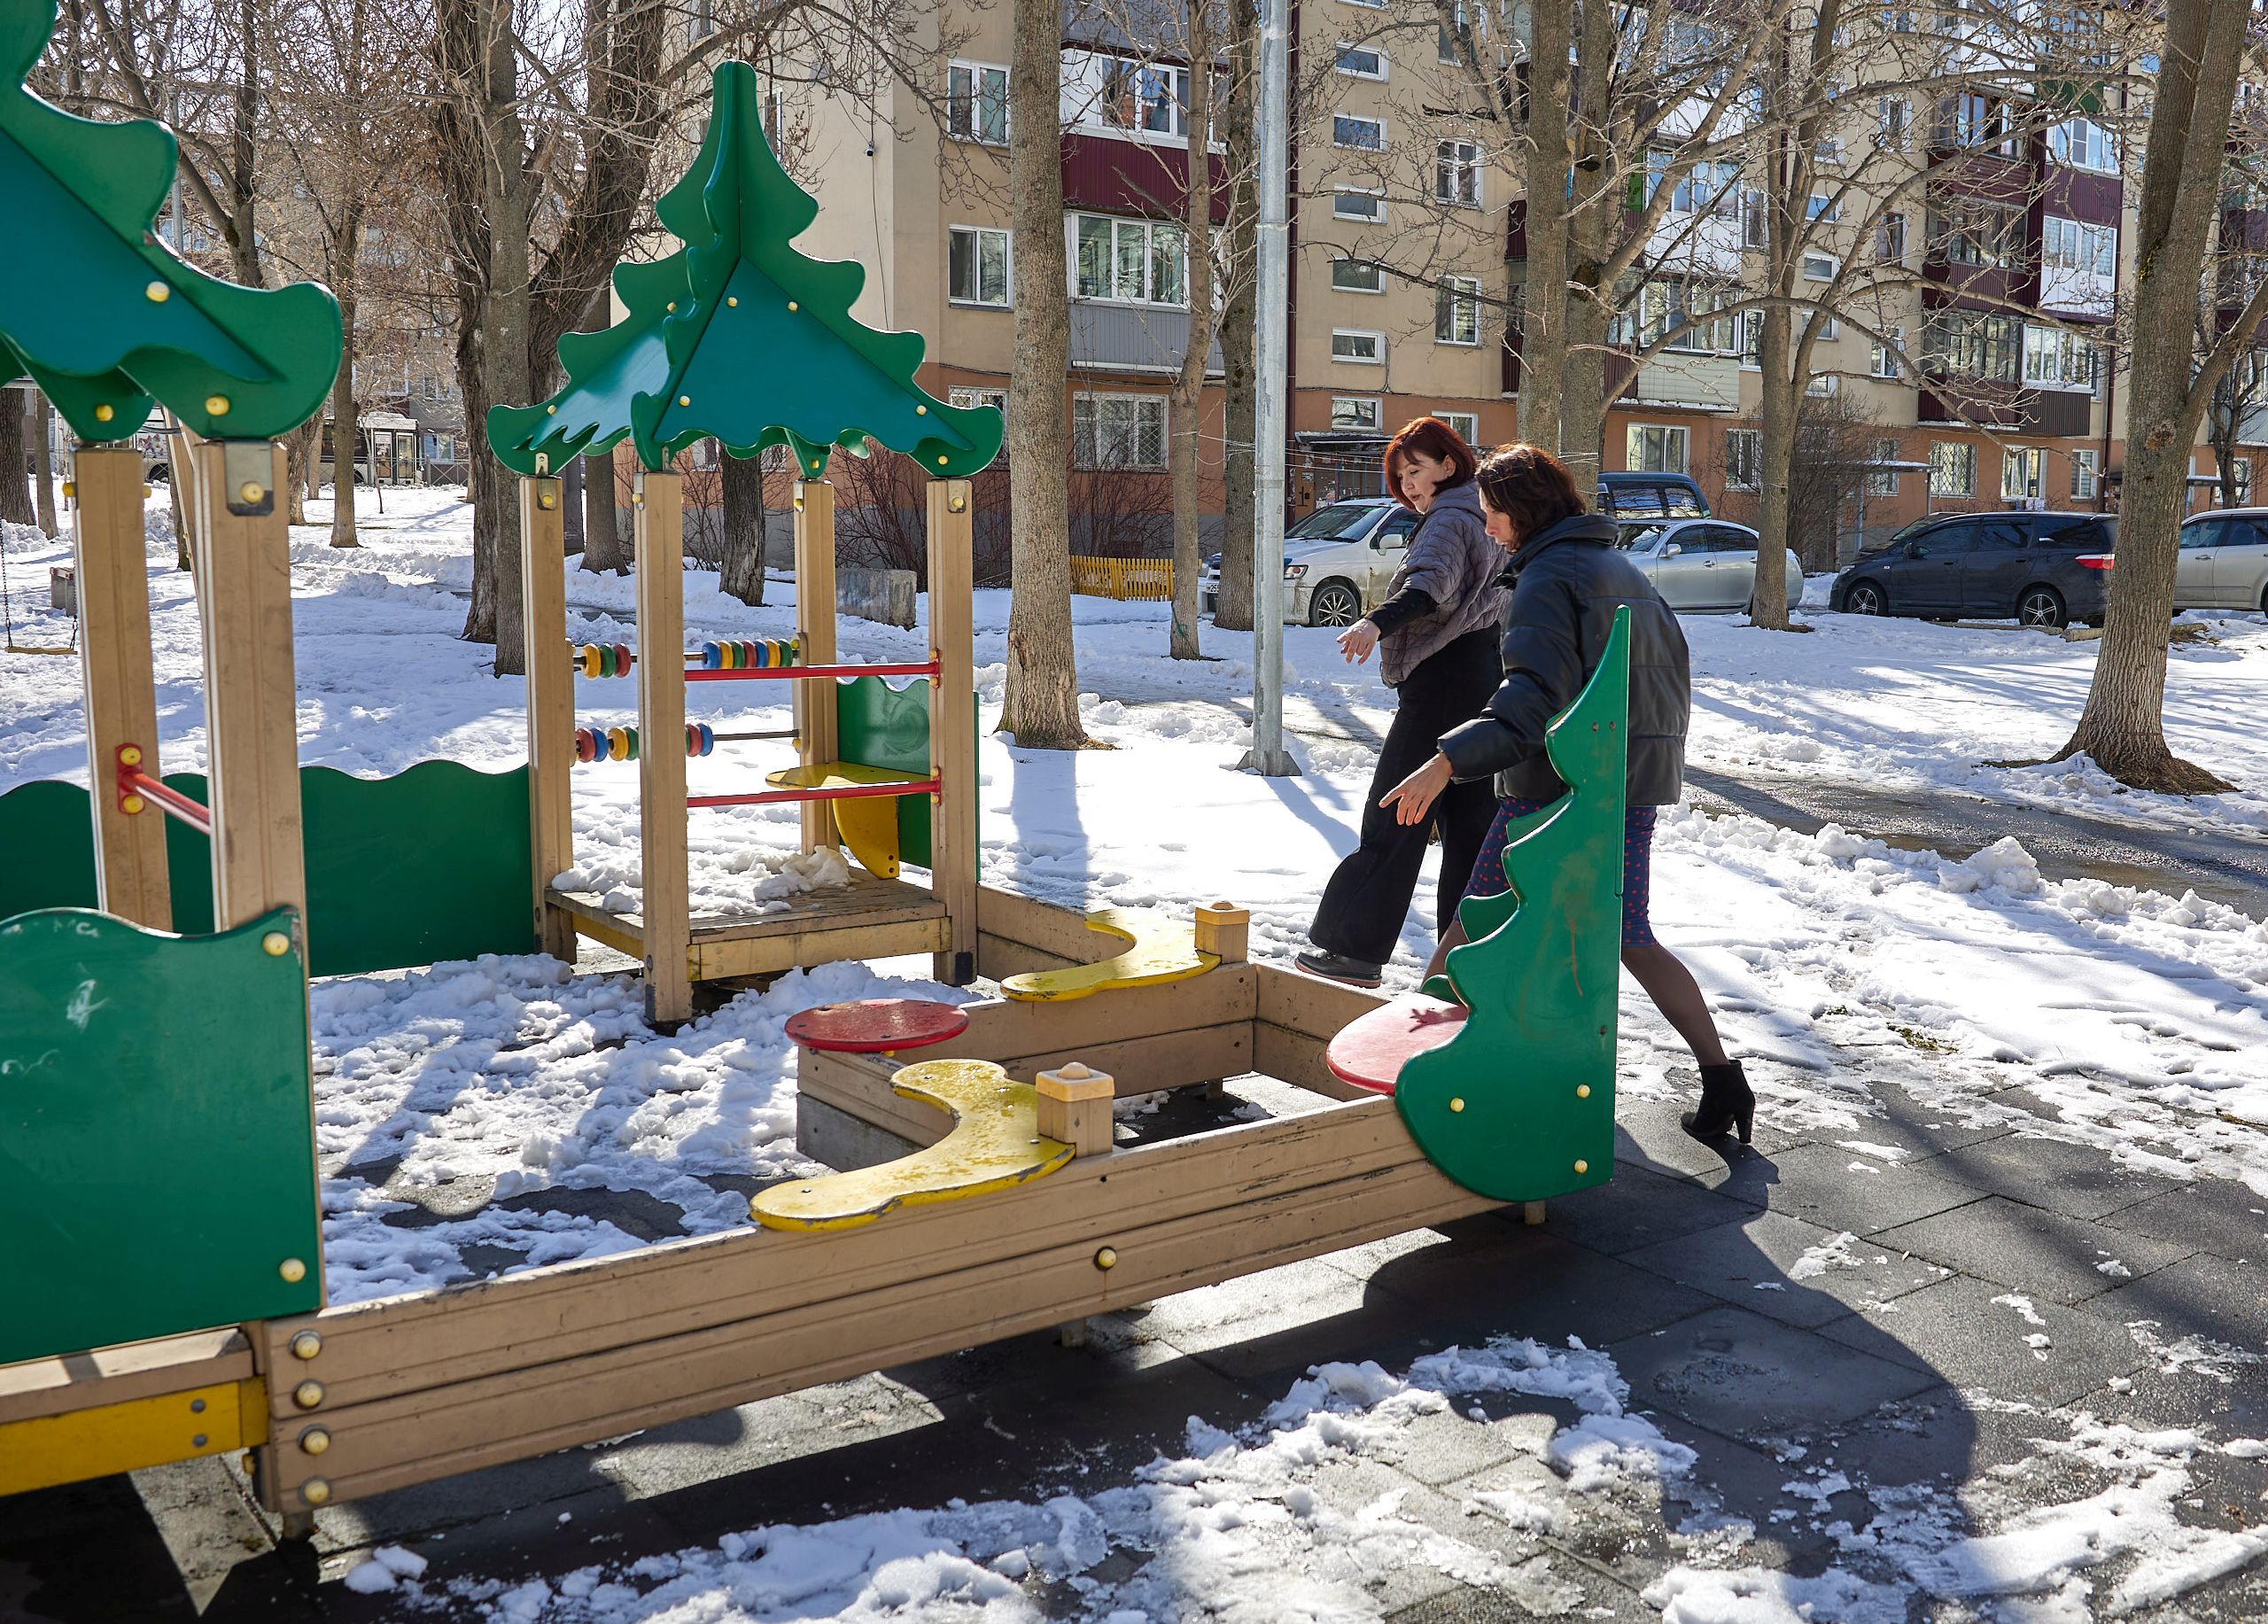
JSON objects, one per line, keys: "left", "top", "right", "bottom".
{"left": 1682, "top": 1061, "right": 1755, "bottom": 1143}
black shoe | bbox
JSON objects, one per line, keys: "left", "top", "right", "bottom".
{"left": 1682, "top": 1060, "right": 1755, "bottom": 1143}
{"left": 1295, "top": 950, "right": 1384, "bottom": 989}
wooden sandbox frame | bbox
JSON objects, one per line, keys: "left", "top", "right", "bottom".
{"left": 0, "top": 884, "right": 1509, "bottom": 1516}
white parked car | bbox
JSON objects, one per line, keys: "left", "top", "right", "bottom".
{"left": 1201, "top": 498, "right": 1420, "bottom": 627}
{"left": 2176, "top": 509, "right": 2268, "bottom": 614}
{"left": 1616, "top": 518, "right": 1806, "bottom": 614}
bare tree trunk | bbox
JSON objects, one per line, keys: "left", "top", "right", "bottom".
{"left": 31, "top": 390, "right": 57, "bottom": 537}
{"left": 1167, "top": 0, "right": 1216, "bottom": 661}
{"left": 1213, "top": 0, "right": 1258, "bottom": 633}
{"left": 1000, "top": 0, "right": 1087, "bottom": 746}
{"left": 1518, "top": 0, "right": 1571, "bottom": 456}
{"left": 1555, "top": 0, "right": 1617, "bottom": 488}
{"left": 584, "top": 447, "right": 627, "bottom": 571}
{"left": 330, "top": 206, "right": 368, "bottom": 548}
{"left": 0, "top": 396, "right": 33, "bottom": 527}
{"left": 286, "top": 418, "right": 317, "bottom": 524}
{"left": 2054, "top": 0, "right": 2241, "bottom": 793}
{"left": 231, "top": 0, "right": 262, "bottom": 289}
{"left": 1751, "top": 307, "right": 1798, "bottom": 630}
{"left": 720, "top": 450, "right": 767, "bottom": 605}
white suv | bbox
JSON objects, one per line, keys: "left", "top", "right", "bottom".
{"left": 1200, "top": 498, "right": 1424, "bottom": 626}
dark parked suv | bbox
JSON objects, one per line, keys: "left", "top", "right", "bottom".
{"left": 1829, "top": 510, "right": 2117, "bottom": 628}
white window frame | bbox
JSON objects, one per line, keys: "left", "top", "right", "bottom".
{"left": 1870, "top": 324, "right": 1905, "bottom": 378}
{"left": 1333, "top": 41, "right": 1387, "bottom": 80}
{"left": 1436, "top": 275, "right": 1482, "bottom": 345}
{"left": 1332, "top": 188, "right": 1386, "bottom": 224}
{"left": 948, "top": 385, "right": 1008, "bottom": 416}
{"left": 1073, "top": 391, "right": 1168, "bottom": 470}
{"left": 1331, "top": 327, "right": 1386, "bottom": 365}
{"left": 1432, "top": 410, "right": 1480, "bottom": 443}
{"left": 1436, "top": 139, "right": 1483, "bottom": 208}
{"left": 1331, "top": 395, "right": 1383, "bottom": 431}
{"left": 2070, "top": 447, "right": 2097, "bottom": 500}
{"left": 1802, "top": 250, "right": 1840, "bottom": 283}
{"left": 1725, "top": 427, "right": 1762, "bottom": 491}
{"left": 1070, "top": 213, "right": 1188, "bottom": 307}
{"left": 1330, "top": 257, "right": 1386, "bottom": 294}
{"left": 1094, "top": 55, "right": 1192, "bottom": 139}
{"left": 1877, "top": 96, "right": 1911, "bottom": 150}
{"left": 1930, "top": 440, "right": 1977, "bottom": 496}
{"left": 1626, "top": 423, "right": 1690, "bottom": 475}
{"left": 947, "top": 60, "right": 1009, "bottom": 145}
{"left": 1333, "top": 113, "right": 1386, "bottom": 151}
{"left": 2050, "top": 116, "right": 2118, "bottom": 174}
{"left": 1868, "top": 436, "right": 1900, "bottom": 496}
{"left": 947, "top": 223, "right": 1013, "bottom": 308}
{"left": 2001, "top": 445, "right": 2045, "bottom": 501}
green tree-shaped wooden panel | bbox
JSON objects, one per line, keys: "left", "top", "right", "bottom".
{"left": 489, "top": 61, "right": 1001, "bottom": 478}
{"left": 1398, "top": 608, "right": 1632, "bottom": 1203}
{"left": 0, "top": 1, "right": 341, "bottom": 442}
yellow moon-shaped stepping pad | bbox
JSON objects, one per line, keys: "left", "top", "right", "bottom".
{"left": 764, "top": 760, "right": 925, "bottom": 879}
{"left": 751, "top": 1058, "right": 1073, "bottom": 1232}
{"left": 999, "top": 907, "right": 1219, "bottom": 1003}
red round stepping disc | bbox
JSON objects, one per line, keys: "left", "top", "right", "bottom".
{"left": 786, "top": 998, "right": 971, "bottom": 1054}
{"left": 1325, "top": 995, "right": 1468, "bottom": 1095}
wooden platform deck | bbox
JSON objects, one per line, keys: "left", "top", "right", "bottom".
{"left": 548, "top": 872, "right": 951, "bottom": 981}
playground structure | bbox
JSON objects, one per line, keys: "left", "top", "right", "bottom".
{"left": 0, "top": 19, "right": 1635, "bottom": 1534}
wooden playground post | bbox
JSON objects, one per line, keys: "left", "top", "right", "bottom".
{"left": 633, "top": 468, "right": 692, "bottom": 1026}
{"left": 519, "top": 475, "right": 577, "bottom": 960}
{"left": 72, "top": 444, "right": 170, "bottom": 929}
{"left": 188, "top": 439, "right": 307, "bottom": 935}
{"left": 793, "top": 478, "right": 838, "bottom": 857}
{"left": 926, "top": 478, "right": 976, "bottom": 983}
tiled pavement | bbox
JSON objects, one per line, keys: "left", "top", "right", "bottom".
{"left": 8, "top": 1068, "right": 2268, "bottom": 1621}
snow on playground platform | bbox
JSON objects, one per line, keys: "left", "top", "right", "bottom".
{"left": 8, "top": 492, "right": 2268, "bottom": 1619}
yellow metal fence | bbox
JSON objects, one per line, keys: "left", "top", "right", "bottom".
{"left": 1068, "top": 556, "right": 1175, "bottom": 602}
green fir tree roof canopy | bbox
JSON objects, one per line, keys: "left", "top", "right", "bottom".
{"left": 488, "top": 61, "right": 1002, "bottom": 480}
{"left": 0, "top": 2, "right": 342, "bottom": 443}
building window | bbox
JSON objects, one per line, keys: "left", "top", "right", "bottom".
{"left": 1333, "top": 189, "right": 1386, "bottom": 223}
{"left": 1740, "top": 308, "right": 1763, "bottom": 367}
{"left": 1073, "top": 392, "right": 1167, "bottom": 468}
{"left": 1670, "top": 160, "right": 1742, "bottom": 217}
{"left": 948, "top": 225, "right": 1012, "bottom": 307}
{"left": 1802, "top": 251, "right": 1839, "bottom": 282}
{"left": 2237, "top": 457, "right": 2254, "bottom": 501}
{"left": 1627, "top": 423, "right": 1689, "bottom": 474}
{"left": 2071, "top": 447, "right": 2097, "bottom": 500}
{"left": 1941, "top": 92, "right": 2017, "bottom": 157}
{"left": 1877, "top": 212, "right": 1907, "bottom": 262}
{"left": 1100, "top": 58, "right": 1190, "bottom": 137}
{"left": 1436, "top": 276, "right": 1482, "bottom": 345}
{"left": 2042, "top": 216, "right": 2117, "bottom": 279}
{"left": 1437, "top": 0, "right": 1473, "bottom": 62}
{"left": 1332, "top": 395, "right": 1382, "bottom": 431}
{"left": 1612, "top": 277, "right": 1737, "bottom": 354}
{"left": 1333, "top": 113, "right": 1386, "bottom": 151}
{"left": 689, "top": 0, "right": 716, "bottom": 41}
{"left": 1930, "top": 440, "right": 1977, "bottom": 496}
{"left": 1073, "top": 214, "right": 1186, "bottom": 307}
{"left": 1331, "top": 257, "right": 1386, "bottom": 293}
{"left": 2002, "top": 446, "right": 2045, "bottom": 501}
{"left": 1922, "top": 310, "right": 2023, "bottom": 382}
{"left": 1807, "top": 191, "right": 1841, "bottom": 222}
{"left": 1870, "top": 324, "right": 1905, "bottom": 378}
{"left": 947, "top": 62, "right": 1008, "bottom": 144}
{"left": 1332, "top": 328, "right": 1386, "bottom": 364}
{"left": 1334, "top": 43, "right": 1386, "bottom": 79}
{"left": 1742, "top": 188, "right": 1768, "bottom": 248}
{"left": 1726, "top": 428, "right": 1761, "bottom": 490}
{"left": 2049, "top": 116, "right": 2118, "bottom": 173}
{"left": 1868, "top": 437, "right": 1901, "bottom": 496}
{"left": 1432, "top": 410, "right": 1479, "bottom": 442}
{"left": 1437, "top": 140, "right": 1483, "bottom": 207}
{"left": 948, "top": 385, "right": 1007, "bottom": 416}
{"left": 1877, "top": 97, "right": 1910, "bottom": 149}
{"left": 1883, "top": 6, "right": 1916, "bottom": 32}
{"left": 1930, "top": 193, "right": 2023, "bottom": 268}
{"left": 2023, "top": 324, "right": 2096, "bottom": 391}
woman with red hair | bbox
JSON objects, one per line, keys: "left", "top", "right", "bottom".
{"left": 1295, "top": 416, "right": 1509, "bottom": 988}
{"left": 1379, "top": 442, "right": 1753, "bottom": 1143}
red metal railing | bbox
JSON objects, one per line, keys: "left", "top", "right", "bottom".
{"left": 115, "top": 744, "right": 212, "bottom": 835}
{"left": 684, "top": 660, "right": 940, "bottom": 684}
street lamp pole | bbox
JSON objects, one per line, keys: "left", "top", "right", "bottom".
{"left": 1239, "top": 0, "right": 1298, "bottom": 777}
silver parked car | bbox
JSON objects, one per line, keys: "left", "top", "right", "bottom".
{"left": 1616, "top": 518, "right": 1805, "bottom": 613}
{"left": 2176, "top": 509, "right": 2268, "bottom": 614}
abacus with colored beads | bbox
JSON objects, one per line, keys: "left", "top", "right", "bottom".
{"left": 567, "top": 638, "right": 801, "bottom": 678}
{"left": 574, "top": 722, "right": 716, "bottom": 763}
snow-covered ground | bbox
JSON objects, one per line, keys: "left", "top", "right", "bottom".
{"left": 6, "top": 489, "right": 2268, "bottom": 1621}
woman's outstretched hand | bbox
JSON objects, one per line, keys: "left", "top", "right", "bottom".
{"left": 1337, "top": 618, "right": 1380, "bottom": 664}
{"left": 1381, "top": 751, "right": 1454, "bottom": 826}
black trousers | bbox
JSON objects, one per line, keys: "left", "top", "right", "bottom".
{"left": 1309, "top": 628, "right": 1503, "bottom": 967}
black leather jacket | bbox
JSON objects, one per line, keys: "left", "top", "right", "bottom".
{"left": 1437, "top": 513, "right": 1691, "bottom": 805}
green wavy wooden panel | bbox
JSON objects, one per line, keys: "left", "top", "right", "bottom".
{"left": 0, "top": 906, "right": 322, "bottom": 1363}
{"left": 0, "top": 762, "right": 536, "bottom": 975}
{"left": 832, "top": 674, "right": 989, "bottom": 873}
{"left": 1398, "top": 608, "right": 1632, "bottom": 1203}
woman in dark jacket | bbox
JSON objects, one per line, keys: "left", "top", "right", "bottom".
{"left": 1296, "top": 417, "right": 1509, "bottom": 989}
{"left": 1379, "top": 442, "right": 1755, "bottom": 1142}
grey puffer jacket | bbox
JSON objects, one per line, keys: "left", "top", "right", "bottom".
{"left": 1377, "top": 480, "right": 1511, "bottom": 688}
{"left": 1437, "top": 513, "right": 1691, "bottom": 805}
